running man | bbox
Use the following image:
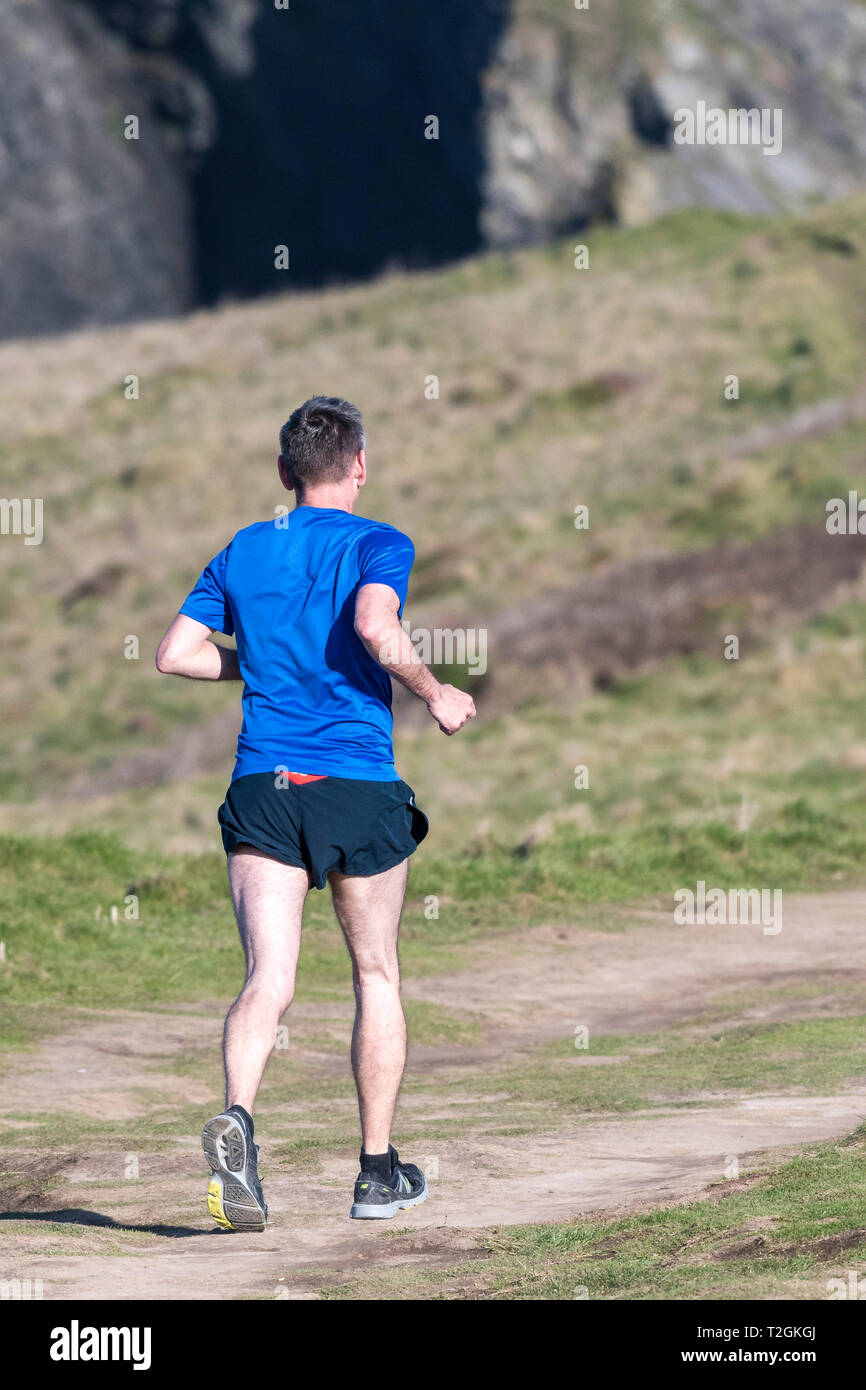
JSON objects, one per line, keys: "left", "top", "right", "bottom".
{"left": 156, "top": 396, "right": 475, "bottom": 1229}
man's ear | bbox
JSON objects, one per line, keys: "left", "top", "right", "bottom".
{"left": 354, "top": 449, "right": 367, "bottom": 490}
{"left": 277, "top": 454, "right": 295, "bottom": 492}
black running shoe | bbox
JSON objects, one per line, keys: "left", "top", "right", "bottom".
{"left": 350, "top": 1145, "right": 428, "bottom": 1220}
{"left": 202, "top": 1109, "right": 268, "bottom": 1232}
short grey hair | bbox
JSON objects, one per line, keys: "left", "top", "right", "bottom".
{"left": 279, "top": 396, "right": 365, "bottom": 494}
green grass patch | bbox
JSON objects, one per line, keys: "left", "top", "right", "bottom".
{"left": 482, "top": 1016, "right": 866, "bottom": 1114}
{"left": 3, "top": 776, "right": 866, "bottom": 1030}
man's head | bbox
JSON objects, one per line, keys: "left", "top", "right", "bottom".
{"left": 278, "top": 396, "right": 366, "bottom": 504}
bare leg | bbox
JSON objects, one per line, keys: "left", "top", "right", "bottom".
{"left": 329, "top": 858, "right": 409, "bottom": 1153}
{"left": 223, "top": 846, "right": 309, "bottom": 1114}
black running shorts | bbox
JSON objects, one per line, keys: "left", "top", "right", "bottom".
{"left": 217, "top": 774, "right": 429, "bottom": 889}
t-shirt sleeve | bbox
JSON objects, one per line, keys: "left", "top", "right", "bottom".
{"left": 179, "top": 545, "right": 234, "bottom": 635}
{"left": 358, "top": 528, "right": 415, "bottom": 609}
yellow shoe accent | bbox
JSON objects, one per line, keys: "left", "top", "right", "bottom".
{"left": 207, "top": 1178, "right": 234, "bottom": 1230}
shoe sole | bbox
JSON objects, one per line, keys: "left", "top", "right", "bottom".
{"left": 350, "top": 1179, "right": 429, "bottom": 1220}
{"left": 202, "top": 1114, "right": 268, "bottom": 1232}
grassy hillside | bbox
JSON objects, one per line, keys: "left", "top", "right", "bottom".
{"left": 1, "top": 196, "right": 866, "bottom": 869}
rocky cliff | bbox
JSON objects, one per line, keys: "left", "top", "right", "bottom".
{"left": 482, "top": 0, "right": 866, "bottom": 244}
{"left": 1, "top": 0, "right": 865, "bottom": 340}
{"left": 0, "top": 0, "right": 194, "bottom": 338}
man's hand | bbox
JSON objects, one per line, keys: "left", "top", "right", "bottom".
{"left": 426, "top": 683, "right": 476, "bottom": 735}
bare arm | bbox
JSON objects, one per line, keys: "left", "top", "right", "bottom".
{"left": 354, "top": 583, "right": 475, "bottom": 735}
{"left": 155, "top": 613, "right": 241, "bottom": 681}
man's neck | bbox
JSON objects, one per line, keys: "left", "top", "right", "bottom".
{"left": 296, "top": 486, "right": 356, "bottom": 513}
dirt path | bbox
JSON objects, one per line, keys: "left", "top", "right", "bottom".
{"left": 1, "top": 891, "right": 864, "bottom": 1299}
{"left": 404, "top": 888, "right": 866, "bottom": 1045}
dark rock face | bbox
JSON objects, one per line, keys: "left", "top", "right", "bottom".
{"left": 0, "top": 0, "right": 506, "bottom": 336}
{"left": 3, "top": 0, "right": 866, "bottom": 339}
{"left": 73, "top": 0, "right": 510, "bottom": 298}
{"left": 0, "top": 0, "right": 194, "bottom": 339}
{"left": 189, "top": 0, "right": 507, "bottom": 300}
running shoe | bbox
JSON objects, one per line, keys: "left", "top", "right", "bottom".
{"left": 202, "top": 1108, "right": 268, "bottom": 1232}
{"left": 349, "top": 1145, "right": 427, "bottom": 1220}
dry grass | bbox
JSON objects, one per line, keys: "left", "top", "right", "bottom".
{"left": 2, "top": 197, "right": 866, "bottom": 851}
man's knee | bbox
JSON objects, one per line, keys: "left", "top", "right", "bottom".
{"left": 353, "top": 953, "right": 400, "bottom": 992}
{"left": 239, "top": 966, "right": 296, "bottom": 1014}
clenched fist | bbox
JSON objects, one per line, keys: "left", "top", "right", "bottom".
{"left": 426, "top": 683, "right": 477, "bottom": 735}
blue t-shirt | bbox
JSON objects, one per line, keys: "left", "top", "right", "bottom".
{"left": 179, "top": 506, "right": 415, "bottom": 781}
